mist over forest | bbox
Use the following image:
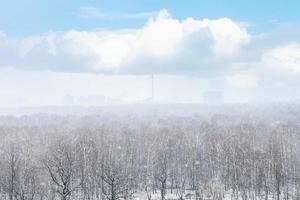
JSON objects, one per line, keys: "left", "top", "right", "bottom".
{"left": 0, "top": 104, "right": 300, "bottom": 200}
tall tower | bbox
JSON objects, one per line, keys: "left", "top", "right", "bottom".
{"left": 151, "top": 69, "right": 154, "bottom": 102}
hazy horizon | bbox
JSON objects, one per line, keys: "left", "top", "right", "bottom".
{"left": 1, "top": 1, "right": 300, "bottom": 106}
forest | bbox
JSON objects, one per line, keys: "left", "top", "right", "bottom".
{"left": 0, "top": 105, "right": 299, "bottom": 200}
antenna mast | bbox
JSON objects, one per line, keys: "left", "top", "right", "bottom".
{"left": 151, "top": 67, "right": 154, "bottom": 102}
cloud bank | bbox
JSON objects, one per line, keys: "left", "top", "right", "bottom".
{"left": 1, "top": 9, "right": 300, "bottom": 80}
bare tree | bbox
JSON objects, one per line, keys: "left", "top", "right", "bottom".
{"left": 154, "top": 146, "right": 169, "bottom": 200}
{"left": 42, "top": 138, "right": 81, "bottom": 200}
{"left": 0, "top": 141, "right": 20, "bottom": 200}
{"left": 100, "top": 141, "right": 135, "bottom": 200}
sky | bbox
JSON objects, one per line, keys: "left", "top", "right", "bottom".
{"left": 0, "top": 0, "right": 300, "bottom": 106}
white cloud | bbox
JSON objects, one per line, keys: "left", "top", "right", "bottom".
{"left": 0, "top": 9, "right": 250, "bottom": 75}
{"left": 80, "top": 6, "right": 158, "bottom": 20}
{"left": 204, "top": 18, "right": 250, "bottom": 57}
{"left": 136, "top": 9, "right": 183, "bottom": 58}
{"left": 262, "top": 43, "right": 300, "bottom": 74}
{"left": 182, "top": 17, "right": 250, "bottom": 56}
{"left": 61, "top": 31, "right": 135, "bottom": 71}
{"left": 226, "top": 73, "right": 259, "bottom": 89}
{"left": 2, "top": 10, "right": 300, "bottom": 105}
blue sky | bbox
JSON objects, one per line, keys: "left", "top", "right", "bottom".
{"left": 0, "top": 0, "right": 300, "bottom": 106}
{"left": 1, "top": 0, "right": 300, "bottom": 36}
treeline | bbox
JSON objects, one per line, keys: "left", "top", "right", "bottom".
{"left": 0, "top": 114, "right": 300, "bottom": 200}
